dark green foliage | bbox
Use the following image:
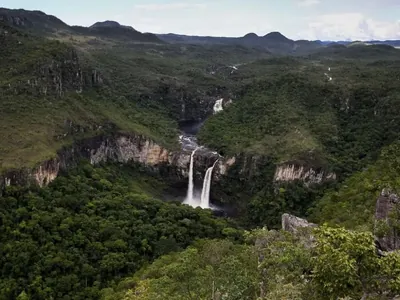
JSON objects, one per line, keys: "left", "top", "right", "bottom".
{"left": 0, "top": 163, "right": 237, "bottom": 299}
{"left": 114, "top": 226, "right": 400, "bottom": 299}
{"left": 309, "top": 43, "right": 400, "bottom": 61}
{"left": 199, "top": 67, "right": 400, "bottom": 177}
{"left": 311, "top": 141, "right": 400, "bottom": 229}
{"left": 0, "top": 21, "right": 271, "bottom": 171}
{"left": 105, "top": 239, "right": 258, "bottom": 300}
{"left": 247, "top": 181, "right": 333, "bottom": 229}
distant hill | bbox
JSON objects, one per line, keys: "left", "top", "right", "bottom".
{"left": 319, "top": 39, "right": 400, "bottom": 48}
{"left": 243, "top": 32, "right": 258, "bottom": 39}
{"left": 157, "top": 30, "right": 400, "bottom": 54}
{"left": 90, "top": 20, "right": 133, "bottom": 30}
{"left": 308, "top": 43, "right": 400, "bottom": 60}
{"left": 157, "top": 32, "right": 322, "bottom": 55}
{"left": 0, "top": 8, "right": 163, "bottom": 43}
{"left": 263, "top": 31, "right": 292, "bottom": 43}
{"left": 0, "top": 8, "right": 70, "bottom": 33}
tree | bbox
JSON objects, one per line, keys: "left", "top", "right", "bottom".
{"left": 311, "top": 225, "right": 400, "bottom": 299}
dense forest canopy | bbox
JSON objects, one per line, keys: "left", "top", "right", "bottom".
{"left": 2, "top": 7, "right": 400, "bottom": 300}
{"left": 0, "top": 164, "right": 241, "bottom": 299}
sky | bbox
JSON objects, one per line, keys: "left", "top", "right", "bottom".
{"left": 2, "top": 0, "right": 400, "bottom": 40}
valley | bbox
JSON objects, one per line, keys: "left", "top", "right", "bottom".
{"left": 2, "top": 6, "right": 400, "bottom": 300}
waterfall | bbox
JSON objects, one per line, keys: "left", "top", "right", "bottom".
{"left": 184, "top": 147, "right": 199, "bottom": 205}
{"left": 183, "top": 147, "right": 218, "bottom": 209}
{"left": 213, "top": 99, "right": 224, "bottom": 114}
{"left": 200, "top": 159, "right": 219, "bottom": 208}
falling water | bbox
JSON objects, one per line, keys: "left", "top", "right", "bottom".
{"left": 184, "top": 147, "right": 199, "bottom": 205}
{"left": 213, "top": 99, "right": 224, "bottom": 114}
{"left": 200, "top": 159, "right": 219, "bottom": 208}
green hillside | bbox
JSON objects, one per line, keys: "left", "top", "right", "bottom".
{"left": 0, "top": 21, "right": 269, "bottom": 170}
{"left": 199, "top": 57, "right": 400, "bottom": 175}
{"left": 3, "top": 7, "right": 400, "bottom": 300}
{"left": 0, "top": 23, "right": 177, "bottom": 170}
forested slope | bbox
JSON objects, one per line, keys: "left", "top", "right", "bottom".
{"left": 0, "top": 164, "right": 240, "bottom": 299}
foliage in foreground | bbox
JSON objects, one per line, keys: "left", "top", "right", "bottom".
{"left": 109, "top": 226, "right": 400, "bottom": 300}
{"left": 0, "top": 164, "right": 240, "bottom": 299}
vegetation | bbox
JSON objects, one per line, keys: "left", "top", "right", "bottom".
{"left": 310, "top": 141, "right": 400, "bottom": 229}
{"left": 199, "top": 59, "right": 400, "bottom": 175}
{"left": 0, "top": 23, "right": 179, "bottom": 170}
{"left": 3, "top": 7, "right": 400, "bottom": 300}
{"left": 0, "top": 163, "right": 241, "bottom": 299}
{"left": 107, "top": 226, "right": 400, "bottom": 300}
{"left": 0, "top": 21, "right": 270, "bottom": 170}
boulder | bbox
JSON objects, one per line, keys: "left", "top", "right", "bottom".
{"left": 282, "top": 213, "right": 317, "bottom": 234}
{"left": 374, "top": 189, "right": 400, "bottom": 252}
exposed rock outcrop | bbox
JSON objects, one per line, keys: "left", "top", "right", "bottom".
{"left": 375, "top": 189, "right": 400, "bottom": 252}
{"left": 216, "top": 156, "right": 236, "bottom": 177}
{"left": 282, "top": 213, "right": 317, "bottom": 234}
{"left": 282, "top": 213, "right": 317, "bottom": 249}
{"left": 0, "top": 133, "right": 189, "bottom": 191}
{"left": 274, "top": 163, "right": 336, "bottom": 185}
{"left": 0, "top": 132, "right": 228, "bottom": 192}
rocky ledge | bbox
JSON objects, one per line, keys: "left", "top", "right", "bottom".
{"left": 274, "top": 163, "right": 336, "bottom": 185}
{"left": 375, "top": 188, "right": 400, "bottom": 252}
{"left": 0, "top": 132, "right": 226, "bottom": 192}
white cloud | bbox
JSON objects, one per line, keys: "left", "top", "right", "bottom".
{"left": 121, "top": 3, "right": 273, "bottom": 37}
{"left": 298, "top": 0, "right": 320, "bottom": 7}
{"left": 297, "top": 13, "right": 400, "bottom": 40}
{"left": 134, "top": 3, "right": 207, "bottom": 11}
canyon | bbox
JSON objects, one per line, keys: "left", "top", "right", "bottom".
{"left": 0, "top": 117, "right": 337, "bottom": 210}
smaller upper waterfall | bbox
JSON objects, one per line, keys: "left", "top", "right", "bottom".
{"left": 213, "top": 99, "right": 224, "bottom": 114}
{"left": 200, "top": 159, "right": 219, "bottom": 209}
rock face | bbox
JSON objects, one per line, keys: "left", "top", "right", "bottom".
{"left": 274, "top": 164, "right": 336, "bottom": 185}
{"left": 0, "top": 132, "right": 228, "bottom": 192}
{"left": 0, "top": 133, "right": 191, "bottom": 191}
{"left": 282, "top": 213, "right": 317, "bottom": 234}
{"left": 375, "top": 189, "right": 400, "bottom": 252}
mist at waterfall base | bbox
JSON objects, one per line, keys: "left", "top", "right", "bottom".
{"left": 178, "top": 110, "right": 225, "bottom": 210}
{"left": 183, "top": 148, "right": 219, "bottom": 210}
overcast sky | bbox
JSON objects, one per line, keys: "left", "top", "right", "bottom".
{"left": 2, "top": 0, "right": 400, "bottom": 40}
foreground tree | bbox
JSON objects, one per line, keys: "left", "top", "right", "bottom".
{"left": 311, "top": 225, "right": 400, "bottom": 300}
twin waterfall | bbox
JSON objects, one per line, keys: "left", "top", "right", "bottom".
{"left": 200, "top": 159, "right": 219, "bottom": 208}
{"left": 181, "top": 97, "right": 227, "bottom": 209}
{"left": 184, "top": 148, "right": 218, "bottom": 209}
{"left": 185, "top": 147, "right": 199, "bottom": 205}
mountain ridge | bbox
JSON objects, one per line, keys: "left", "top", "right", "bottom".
{"left": 2, "top": 7, "right": 400, "bottom": 51}
{"left": 0, "top": 7, "right": 163, "bottom": 43}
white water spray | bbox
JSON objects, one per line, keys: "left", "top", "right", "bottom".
{"left": 184, "top": 147, "right": 199, "bottom": 206}
{"left": 200, "top": 159, "right": 219, "bottom": 208}
{"left": 213, "top": 99, "right": 224, "bottom": 114}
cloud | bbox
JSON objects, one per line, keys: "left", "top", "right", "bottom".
{"left": 297, "top": 13, "right": 400, "bottom": 40}
{"left": 298, "top": 0, "right": 320, "bottom": 7}
{"left": 134, "top": 3, "right": 207, "bottom": 11}
{"left": 122, "top": 3, "right": 273, "bottom": 37}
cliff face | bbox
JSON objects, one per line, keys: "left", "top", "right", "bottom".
{"left": 155, "top": 85, "right": 229, "bottom": 122}
{"left": 375, "top": 189, "right": 400, "bottom": 252}
{"left": 0, "top": 133, "right": 188, "bottom": 190}
{"left": 274, "top": 163, "right": 336, "bottom": 185}
{"left": 1, "top": 23, "right": 104, "bottom": 98}
{"left": 21, "top": 49, "right": 103, "bottom": 97}
{"left": 0, "top": 132, "right": 229, "bottom": 192}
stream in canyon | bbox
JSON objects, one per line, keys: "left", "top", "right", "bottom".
{"left": 179, "top": 122, "right": 220, "bottom": 210}
{"left": 178, "top": 99, "right": 225, "bottom": 210}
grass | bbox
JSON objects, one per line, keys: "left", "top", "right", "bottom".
{"left": 0, "top": 22, "right": 271, "bottom": 171}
